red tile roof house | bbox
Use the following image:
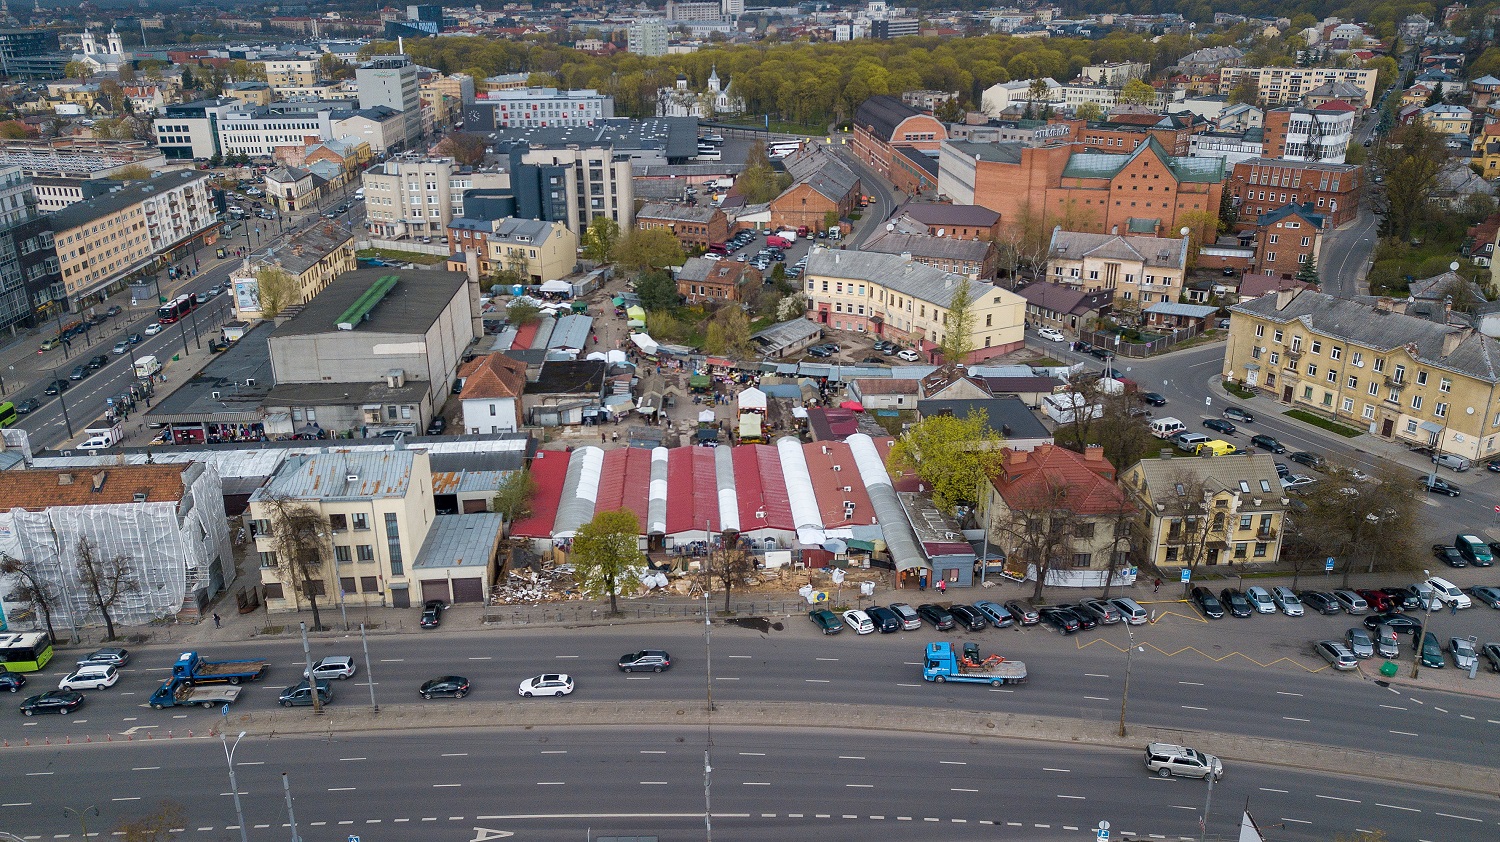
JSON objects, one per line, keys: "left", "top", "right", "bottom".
{"left": 980, "top": 445, "right": 1138, "bottom": 588}
{"left": 457, "top": 353, "right": 527, "bottom": 434}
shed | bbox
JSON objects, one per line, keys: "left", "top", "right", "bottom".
{"left": 411, "top": 513, "right": 505, "bottom": 604}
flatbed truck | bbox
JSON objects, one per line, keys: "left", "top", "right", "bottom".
{"left": 172, "top": 650, "right": 268, "bottom": 685}
{"left": 922, "top": 641, "right": 1027, "bottom": 686}
{"left": 149, "top": 677, "right": 243, "bottom": 709}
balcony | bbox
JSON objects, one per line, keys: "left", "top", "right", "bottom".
{"left": 1384, "top": 376, "right": 1405, "bottom": 389}
{"left": 1257, "top": 527, "right": 1278, "bottom": 540}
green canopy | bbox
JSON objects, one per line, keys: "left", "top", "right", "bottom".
{"left": 689, "top": 374, "right": 711, "bottom": 389}
{"left": 612, "top": 296, "right": 625, "bottom": 306}
{"left": 626, "top": 305, "right": 646, "bottom": 321}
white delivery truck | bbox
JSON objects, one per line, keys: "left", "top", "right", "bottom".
{"left": 77, "top": 423, "right": 124, "bottom": 452}
{"left": 134, "top": 355, "right": 161, "bottom": 378}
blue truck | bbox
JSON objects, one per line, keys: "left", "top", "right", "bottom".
{"left": 170, "top": 650, "right": 269, "bottom": 686}
{"left": 149, "top": 677, "right": 243, "bottom": 709}
{"left": 922, "top": 641, "right": 1027, "bottom": 686}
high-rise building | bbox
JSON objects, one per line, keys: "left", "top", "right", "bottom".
{"left": 0, "top": 164, "right": 59, "bottom": 332}
{"left": 722, "top": 0, "right": 744, "bottom": 16}
{"left": 627, "top": 19, "right": 668, "bottom": 57}
{"left": 356, "top": 54, "right": 422, "bottom": 152}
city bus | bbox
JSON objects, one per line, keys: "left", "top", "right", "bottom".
{"left": 0, "top": 631, "right": 54, "bottom": 672}
{"left": 157, "top": 294, "right": 196, "bottom": 325}
{"left": 0, "top": 400, "right": 16, "bottom": 428}
{"left": 767, "top": 140, "right": 803, "bottom": 159}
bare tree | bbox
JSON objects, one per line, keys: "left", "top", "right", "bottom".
{"left": 1295, "top": 459, "right": 1420, "bottom": 586}
{"left": 993, "top": 477, "right": 1083, "bottom": 601}
{"left": 114, "top": 800, "right": 187, "bottom": 842}
{"left": 0, "top": 553, "right": 62, "bottom": 643}
{"left": 260, "top": 493, "right": 332, "bottom": 631}
{"left": 706, "top": 543, "right": 757, "bottom": 614}
{"left": 74, "top": 537, "right": 139, "bottom": 641}
{"left": 1055, "top": 371, "right": 1109, "bottom": 453}
{"left": 1098, "top": 499, "right": 1145, "bottom": 600}
{"left": 1151, "top": 470, "right": 1219, "bottom": 597}
{"left": 1094, "top": 392, "right": 1156, "bottom": 471}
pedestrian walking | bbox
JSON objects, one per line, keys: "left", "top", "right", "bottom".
{"left": 919, "top": 574, "right": 928, "bottom": 592}
{"left": 936, "top": 579, "right": 946, "bottom": 595}
{"left": 1451, "top": 601, "right": 1458, "bottom": 616}
{"left": 1153, "top": 578, "right": 1161, "bottom": 594}
{"left": 212, "top": 613, "right": 221, "bottom": 629}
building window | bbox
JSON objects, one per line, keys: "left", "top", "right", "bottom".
{"left": 1373, "top": 357, "right": 1385, "bottom": 373}
{"left": 352, "top": 513, "right": 369, "bottom": 531}
{"left": 1306, "top": 364, "right": 1317, "bottom": 377}
{"left": 1347, "top": 375, "right": 1357, "bottom": 389}
{"left": 334, "top": 545, "right": 352, "bottom": 564}
{"left": 1412, "top": 395, "right": 1423, "bottom": 411}
{"left": 258, "top": 551, "right": 278, "bottom": 568}
{"left": 1439, "top": 377, "right": 1451, "bottom": 393}
{"left": 1310, "top": 341, "right": 1321, "bottom": 354}
{"left": 329, "top": 514, "right": 347, "bottom": 532}
{"left": 385, "top": 512, "right": 403, "bottom": 575}
{"left": 1362, "top": 404, "right": 1375, "bottom": 420}
{"left": 1435, "top": 402, "right": 1448, "bottom": 419}
{"left": 1416, "top": 370, "right": 1427, "bottom": 386}
{"left": 357, "top": 545, "right": 375, "bottom": 562}
{"left": 1255, "top": 324, "right": 1264, "bottom": 338}
{"left": 1329, "top": 346, "right": 1341, "bottom": 361}
{"left": 1342, "top": 398, "right": 1354, "bottom": 412}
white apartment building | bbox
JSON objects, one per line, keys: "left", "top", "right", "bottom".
{"left": 481, "top": 87, "right": 614, "bottom": 128}
{"left": 516, "top": 145, "right": 636, "bottom": 233}
{"left": 361, "top": 155, "right": 507, "bottom": 240}
{"left": 259, "top": 55, "right": 320, "bottom": 86}
{"left": 1267, "top": 106, "right": 1355, "bottom": 163}
{"left": 216, "top": 105, "right": 338, "bottom": 157}
{"left": 1081, "top": 62, "right": 1149, "bottom": 86}
{"left": 628, "top": 19, "right": 669, "bottom": 56}
{"left": 356, "top": 54, "right": 422, "bottom": 151}
{"left": 1217, "top": 66, "right": 1378, "bottom": 108}
{"left": 141, "top": 171, "right": 217, "bottom": 252}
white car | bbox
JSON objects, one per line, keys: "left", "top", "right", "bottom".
{"left": 1036, "top": 327, "right": 1066, "bottom": 342}
{"left": 1244, "top": 586, "right": 1277, "bottom": 614}
{"left": 841, "top": 609, "right": 875, "bottom": 635}
{"left": 896, "top": 349, "right": 920, "bottom": 362}
{"left": 303, "top": 655, "right": 357, "bottom": 680}
{"left": 518, "top": 673, "right": 574, "bottom": 697}
{"left": 1280, "top": 474, "right": 1316, "bottom": 489}
{"left": 1425, "top": 576, "right": 1472, "bottom": 609}
{"left": 143, "top": 323, "right": 163, "bottom": 336}
{"left": 58, "top": 665, "right": 119, "bottom": 691}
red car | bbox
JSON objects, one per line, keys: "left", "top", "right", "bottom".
{"left": 1356, "top": 589, "right": 1396, "bottom": 613}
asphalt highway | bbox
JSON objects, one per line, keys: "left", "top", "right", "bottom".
{"left": 4, "top": 727, "right": 1495, "bottom": 841}
{"left": 7, "top": 622, "right": 1499, "bottom": 770}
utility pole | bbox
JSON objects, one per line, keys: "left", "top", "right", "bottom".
{"left": 282, "top": 772, "right": 302, "bottom": 842}
{"left": 299, "top": 621, "right": 323, "bottom": 714}
{"left": 360, "top": 622, "right": 379, "bottom": 711}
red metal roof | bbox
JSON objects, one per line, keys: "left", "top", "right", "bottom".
{"left": 801, "top": 441, "right": 875, "bottom": 528}
{"left": 509, "top": 449, "right": 570, "bottom": 538}
{"left": 511, "top": 321, "right": 541, "bottom": 350}
{"left": 594, "top": 447, "right": 653, "bottom": 529}
{"left": 666, "top": 447, "right": 721, "bottom": 535}
{"left": 732, "top": 444, "right": 795, "bottom": 531}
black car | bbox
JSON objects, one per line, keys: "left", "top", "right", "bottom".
{"left": 420, "top": 599, "right": 445, "bottom": 628}
{"left": 43, "top": 379, "right": 68, "bottom": 395}
{"left": 103, "top": 305, "right": 122, "bottom": 318}
{"left": 1055, "top": 605, "right": 1097, "bottom": 630}
{"left": 68, "top": 364, "right": 88, "bottom": 381}
{"left": 866, "top": 605, "right": 901, "bottom": 633}
{"left": 1203, "top": 418, "right": 1236, "bottom": 436}
{"left": 425, "top": 416, "right": 447, "bottom": 436}
{"left": 617, "top": 650, "right": 671, "bottom": 673}
{"left": 1363, "top": 613, "right": 1423, "bottom": 636}
{"left": 0, "top": 671, "right": 26, "bottom": 693}
{"left": 1219, "top": 588, "right": 1254, "bottom": 618}
{"left": 14, "top": 397, "right": 39, "bottom": 415}
{"left": 1039, "top": 607, "right": 1080, "bottom": 634}
{"left": 20, "top": 689, "right": 83, "bottom": 715}
{"left": 419, "top": 675, "right": 470, "bottom": 699}
{"left": 86, "top": 355, "right": 108, "bottom": 371}
{"left": 1289, "top": 451, "right": 1326, "bottom": 469}
{"left": 1379, "top": 586, "right": 1422, "bottom": 611}
{"left": 1249, "top": 434, "right": 1285, "bottom": 453}
{"left": 1420, "top": 476, "right": 1461, "bottom": 496}
{"left": 1299, "top": 590, "right": 1342, "bottom": 615}
{"left": 916, "top": 604, "right": 955, "bottom": 631}
{"left": 1432, "top": 545, "right": 1467, "bottom": 568}
{"left": 1004, "top": 600, "right": 1040, "bottom": 625}
{"left": 1088, "top": 347, "right": 1114, "bottom": 361}
{"left": 1191, "top": 587, "right": 1225, "bottom": 619}
{"left": 948, "top": 604, "right": 988, "bottom": 631}
{"left": 1141, "top": 392, "right": 1167, "bottom": 406}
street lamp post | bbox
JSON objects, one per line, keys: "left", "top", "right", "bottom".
{"left": 360, "top": 622, "right": 379, "bottom": 712}
{"left": 1412, "top": 568, "right": 1434, "bottom": 679}
{"left": 219, "top": 729, "right": 251, "bottom": 842}
{"left": 52, "top": 368, "right": 74, "bottom": 439}
{"left": 61, "top": 806, "right": 98, "bottom": 839}
{"left": 1118, "top": 629, "right": 1136, "bottom": 737}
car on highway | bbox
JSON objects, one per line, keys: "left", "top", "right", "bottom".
{"left": 1314, "top": 640, "right": 1358, "bottom": 670}
{"left": 1243, "top": 586, "right": 1276, "bottom": 615}
{"left": 519, "top": 674, "right": 574, "bottom": 697}
{"left": 127, "top": 332, "right": 143, "bottom": 345}
{"left": 419, "top": 675, "right": 470, "bottom": 699}
{"left": 1289, "top": 451, "right": 1326, "bottom": 470}
{"left": 278, "top": 680, "right": 332, "bottom": 707}
{"left": 1420, "top": 475, "right": 1461, "bottom": 496}
{"left": 617, "top": 651, "right": 671, "bottom": 673}
{"left": 419, "top": 599, "right": 445, "bottom": 628}
{"left": 1219, "top": 588, "right": 1253, "bottom": 618}
{"left": 1431, "top": 544, "right": 1467, "bottom": 568}
{"left": 43, "top": 379, "right": 68, "bottom": 395}
{"left": 1469, "top": 586, "right": 1500, "bottom": 609}
{"left": 19, "top": 689, "right": 83, "bottom": 715}
{"left": 58, "top": 664, "right": 119, "bottom": 690}
{"left": 1299, "top": 590, "right": 1340, "bottom": 615}
{"left": 1345, "top": 627, "right": 1375, "bottom": 659}
{"left": 68, "top": 364, "right": 88, "bottom": 381}
{"left": 1271, "top": 587, "right": 1304, "bottom": 616}
{"left": 948, "top": 604, "right": 988, "bottom": 631}
{"left": 304, "top": 656, "right": 357, "bottom": 680}
{"left": 917, "top": 604, "right": 956, "bottom": 631}
{"left": 144, "top": 322, "right": 163, "bottom": 336}
{"left": 866, "top": 606, "right": 901, "bottom": 633}
{"left": 14, "top": 397, "right": 39, "bottom": 415}
{"left": 809, "top": 608, "right": 844, "bottom": 634}
{"left": 1364, "top": 613, "right": 1424, "bottom": 637}
{"left": 1448, "top": 637, "right": 1478, "bottom": 670}
{"left": 841, "top": 609, "right": 876, "bottom": 634}
{"left": 1250, "top": 434, "right": 1286, "bottom": 453}
{"left": 1222, "top": 407, "right": 1254, "bottom": 423}
{"left": 973, "top": 600, "right": 1013, "bottom": 628}
{"left": 85, "top": 354, "right": 108, "bottom": 371}
{"left": 1039, "top": 607, "right": 1080, "bottom": 634}
{"left": 1331, "top": 590, "right": 1369, "bottom": 615}
{"left": 112, "top": 339, "right": 130, "bottom": 355}
{"left": 76, "top": 648, "right": 129, "bottom": 667}
{"left": 1191, "top": 587, "right": 1224, "bottom": 619}
{"left": 1202, "top": 418, "right": 1236, "bottom": 436}
{"left": 1004, "top": 601, "right": 1040, "bottom": 626}
{"left": 1141, "top": 392, "right": 1167, "bottom": 406}
{"left": 1144, "top": 743, "right": 1222, "bottom": 781}
{"left": 1078, "top": 598, "right": 1122, "bottom": 625}
{"left": 0, "top": 671, "right": 25, "bottom": 693}
{"left": 1036, "top": 327, "right": 1066, "bottom": 342}
{"left": 888, "top": 602, "right": 922, "bottom": 630}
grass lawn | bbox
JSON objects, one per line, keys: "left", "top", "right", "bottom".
{"left": 1223, "top": 380, "right": 1256, "bottom": 400}
{"left": 357, "top": 248, "right": 447, "bottom": 266}
{"left": 1284, "top": 409, "right": 1363, "bottom": 438}
{"left": 870, "top": 410, "right": 916, "bottom": 437}
{"left": 1027, "top": 357, "right": 1066, "bottom": 367}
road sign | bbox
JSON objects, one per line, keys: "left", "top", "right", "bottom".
{"left": 1097, "top": 820, "right": 1110, "bottom": 841}
{"left": 1180, "top": 569, "right": 1191, "bottom": 583}
{"left": 1325, "top": 557, "right": 1336, "bottom": 572}
{"left": 349, "top": 836, "right": 360, "bottom": 842}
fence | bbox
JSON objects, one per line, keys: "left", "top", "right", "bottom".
{"left": 356, "top": 238, "right": 450, "bottom": 257}
{"left": 480, "top": 598, "right": 844, "bottom": 626}
{"left": 1078, "top": 323, "right": 1204, "bottom": 358}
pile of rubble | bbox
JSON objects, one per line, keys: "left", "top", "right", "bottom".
{"left": 488, "top": 565, "right": 579, "bottom": 605}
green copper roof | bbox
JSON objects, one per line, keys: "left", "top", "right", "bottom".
{"left": 1060, "top": 136, "right": 1224, "bottom": 184}
{"left": 335, "top": 274, "right": 401, "bottom": 331}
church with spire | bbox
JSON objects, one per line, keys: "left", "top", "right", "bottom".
{"left": 76, "top": 26, "right": 132, "bottom": 74}
{"left": 654, "top": 65, "right": 744, "bottom": 119}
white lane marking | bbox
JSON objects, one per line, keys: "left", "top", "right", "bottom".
{"left": 727, "top": 655, "right": 751, "bottom": 659}
{"left": 1259, "top": 788, "right": 1288, "bottom": 794}
{"left": 1282, "top": 818, "right": 1312, "bottom": 824}
{"left": 1043, "top": 768, "right": 1070, "bottom": 773}
{"left": 441, "top": 753, "right": 467, "bottom": 757}
{"left": 640, "top": 782, "right": 668, "bottom": 786}
{"left": 536, "top": 782, "right": 565, "bottom": 786}
{"left": 379, "top": 659, "right": 404, "bottom": 662}
{"left": 554, "top": 655, "right": 579, "bottom": 659}
{"left": 714, "top": 677, "right": 739, "bottom": 681}
{"left": 846, "top": 784, "right": 874, "bottom": 788}
{"left": 939, "top": 761, "right": 966, "bottom": 765}
{"left": 896, "top": 683, "right": 922, "bottom": 687}
{"left": 1084, "top": 696, "right": 1110, "bottom": 701}
{"left": 1283, "top": 717, "right": 1310, "bottom": 722}
{"left": 1461, "top": 714, "right": 1475, "bottom": 720}
{"left": 1, "top": 803, "right": 31, "bottom": 807}
{"left": 432, "top": 784, "right": 461, "bottom": 788}
{"left": 1181, "top": 705, "right": 1209, "bottom": 711}
{"left": 1276, "top": 691, "right": 1303, "bottom": 697}
{"left": 1389, "top": 730, "right": 1419, "bottom": 737}
{"left": 339, "top": 757, "right": 367, "bottom": 761}
{"left": 1435, "top": 813, "right": 1482, "bottom": 822}
{"left": 1084, "top": 673, "right": 1110, "bottom": 678}
{"left": 1057, "top": 795, "right": 1085, "bottom": 800}
{"left": 815, "top": 657, "right": 839, "bottom": 661}
{"left": 838, "top": 756, "right": 865, "bottom": 760}
{"left": 1178, "top": 681, "right": 1204, "bottom": 686}
{"left": 328, "top": 787, "right": 356, "bottom": 792}
{"left": 1376, "top": 804, "right": 1421, "bottom": 812}
{"left": 467, "top": 656, "right": 492, "bottom": 660}
{"left": 739, "top": 752, "right": 765, "bottom": 756}
{"left": 539, "top": 750, "right": 567, "bottom": 755}
{"left": 237, "top": 762, "right": 264, "bottom": 766}
{"left": 1171, "top": 806, "right": 1197, "bottom": 811}
{"left": 639, "top": 751, "right": 666, "bottom": 755}
{"left": 1316, "top": 795, "right": 1361, "bottom": 804}
{"left": 1380, "top": 704, "right": 1408, "bottom": 711}
{"left": 1434, "top": 707, "right": 1448, "bottom": 713}
{"left": 805, "top": 679, "right": 830, "bottom": 683}
{"left": 131, "top": 767, "right": 160, "bottom": 771}
{"left": 742, "top": 782, "right": 770, "bottom": 786}
{"left": 24, "top": 772, "right": 52, "bottom": 776}
{"left": 951, "top": 788, "right": 978, "bottom": 793}
{"left": 111, "top": 797, "right": 141, "bottom": 802}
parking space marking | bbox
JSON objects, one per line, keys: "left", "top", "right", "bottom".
{"left": 1076, "top": 636, "right": 1327, "bottom": 672}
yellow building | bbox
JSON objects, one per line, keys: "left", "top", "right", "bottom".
{"left": 1420, "top": 104, "right": 1473, "bottom": 137}
{"left": 225, "top": 82, "right": 273, "bottom": 107}
{"left": 1046, "top": 228, "right": 1190, "bottom": 315}
{"left": 1226, "top": 288, "right": 1500, "bottom": 461}
{"left": 1471, "top": 126, "right": 1500, "bottom": 178}
{"left": 259, "top": 57, "right": 320, "bottom": 87}
{"left": 802, "top": 246, "right": 1026, "bottom": 363}
{"left": 420, "top": 74, "right": 474, "bottom": 125}
{"left": 1120, "top": 453, "right": 1287, "bottom": 570}
{"left": 231, "top": 224, "right": 356, "bottom": 320}
{"left": 482, "top": 218, "right": 578, "bottom": 284}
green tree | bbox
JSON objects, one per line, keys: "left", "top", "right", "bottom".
{"left": 1217, "top": 185, "right": 1237, "bottom": 232}
{"left": 63, "top": 60, "right": 93, "bottom": 81}
{"left": 1227, "top": 79, "right": 1259, "bottom": 105}
{"left": 734, "top": 141, "right": 791, "bottom": 204}
{"left": 108, "top": 163, "right": 153, "bottom": 181}
{"left": 1177, "top": 209, "right": 1225, "bottom": 269}
{"left": 581, "top": 216, "right": 621, "bottom": 263}
{"left": 507, "top": 300, "right": 542, "bottom": 325}
{"left": 938, "top": 276, "right": 975, "bottom": 364}
{"left": 1295, "top": 254, "right": 1320, "bottom": 285}
{"left": 615, "top": 228, "right": 685, "bottom": 272}
{"left": 571, "top": 508, "right": 644, "bottom": 615}
{"left": 491, "top": 470, "right": 537, "bottom": 526}
{"left": 1074, "top": 101, "right": 1103, "bottom": 121}
{"left": 933, "top": 97, "right": 963, "bottom": 122}
{"left": 1118, "top": 79, "right": 1157, "bottom": 106}
{"left": 0, "top": 120, "right": 31, "bottom": 139}
{"left": 180, "top": 66, "right": 194, "bottom": 90}
{"left": 435, "top": 132, "right": 487, "bottom": 166}
{"left": 635, "top": 268, "right": 681, "bottom": 312}
{"left": 1377, "top": 120, "right": 1447, "bottom": 242}
{"left": 823, "top": 209, "right": 840, "bottom": 231}
{"left": 704, "top": 305, "right": 753, "bottom": 357}
{"left": 254, "top": 266, "right": 300, "bottom": 318}
{"left": 887, "top": 412, "right": 1006, "bottom": 513}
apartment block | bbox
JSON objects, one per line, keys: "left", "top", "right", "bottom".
{"left": 1045, "top": 229, "right": 1189, "bottom": 314}
{"left": 231, "top": 223, "right": 356, "bottom": 320}
{"left": 258, "top": 55, "right": 320, "bottom": 87}
{"left": 467, "top": 88, "right": 614, "bottom": 130}
{"left": 1217, "top": 66, "right": 1378, "bottom": 109}
{"left": 1228, "top": 158, "right": 1363, "bottom": 229}
{"left": 356, "top": 54, "right": 422, "bottom": 151}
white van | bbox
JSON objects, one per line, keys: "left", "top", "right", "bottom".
{"left": 1425, "top": 576, "right": 1472, "bottom": 609}
{"left": 1149, "top": 417, "right": 1186, "bottom": 439}
{"left": 58, "top": 664, "right": 119, "bottom": 690}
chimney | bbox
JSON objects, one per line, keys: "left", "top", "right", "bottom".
{"left": 1441, "top": 327, "right": 1469, "bottom": 357}
{"left": 465, "top": 249, "right": 483, "bottom": 339}
{"left": 1273, "top": 287, "right": 1299, "bottom": 311}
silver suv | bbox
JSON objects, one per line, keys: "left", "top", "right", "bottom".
{"left": 1145, "top": 743, "right": 1223, "bottom": 780}
{"left": 617, "top": 650, "right": 672, "bottom": 673}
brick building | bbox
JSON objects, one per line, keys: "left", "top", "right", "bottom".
{"left": 937, "top": 137, "right": 1225, "bottom": 245}
{"left": 676, "top": 256, "right": 759, "bottom": 304}
{"left": 887, "top": 202, "right": 1002, "bottom": 241}
{"left": 1055, "top": 113, "right": 1209, "bottom": 157}
{"left": 770, "top": 147, "right": 861, "bottom": 232}
{"left": 635, "top": 203, "right": 729, "bottom": 249}
{"left": 1251, "top": 203, "right": 1324, "bottom": 279}
{"left": 851, "top": 95, "right": 948, "bottom": 183}
{"left": 1228, "top": 158, "right": 1363, "bottom": 229}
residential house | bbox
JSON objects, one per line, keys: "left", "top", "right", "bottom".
{"left": 479, "top": 218, "right": 577, "bottom": 284}
{"left": 1470, "top": 75, "right": 1500, "bottom": 110}
{"left": 676, "top": 256, "right": 759, "bottom": 304}
{"left": 1432, "top": 161, "right": 1497, "bottom": 209}
{"left": 770, "top": 147, "right": 861, "bottom": 232}
{"left": 1421, "top": 103, "right": 1474, "bottom": 137}
{"left": 1046, "top": 229, "right": 1189, "bottom": 316}
{"left": 887, "top": 202, "right": 1002, "bottom": 241}
{"left": 635, "top": 202, "right": 729, "bottom": 249}
{"left": 458, "top": 352, "right": 528, "bottom": 434}
{"left": 847, "top": 378, "right": 920, "bottom": 411}
{"left": 1470, "top": 123, "right": 1500, "bottom": 179}
{"left": 1235, "top": 273, "right": 1315, "bottom": 302}
{"left": 915, "top": 395, "right": 1053, "bottom": 450}
{"left": 1226, "top": 288, "right": 1500, "bottom": 460}
{"left": 1251, "top": 203, "right": 1324, "bottom": 279}
{"left": 1143, "top": 301, "right": 1220, "bottom": 331}
{"left": 1017, "top": 284, "right": 1113, "bottom": 334}
{"left": 231, "top": 223, "right": 357, "bottom": 320}
{"left": 1120, "top": 453, "right": 1287, "bottom": 569}
{"left": 860, "top": 230, "right": 998, "bottom": 279}
{"left": 265, "top": 166, "right": 318, "bottom": 213}
{"left": 1216, "top": 66, "right": 1378, "bottom": 108}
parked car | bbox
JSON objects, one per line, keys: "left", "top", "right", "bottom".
{"left": 518, "top": 673, "right": 574, "bottom": 697}
{"left": 419, "top": 599, "right": 445, "bottom": 628}
{"left": 419, "top": 675, "right": 470, "bottom": 699}
{"left": 1219, "top": 588, "right": 1253, "bottom": 618}
{"left": 1314, "top": 640, "right": 1358, "bottom": 671}
{"left": 617, "top": 650, "right": 671, "bottom": 673}
{"left": 1364, "top": 613, "right": 1424, "bottom": 636}
{"left": 425, "top": 416, "right": 447, "bottom": 436}
{"left": 1372, "top": 625, "right": 1401, "bottom": 658}
{"left": 103, "top": 305, "right": 122, "bottom": 318}
{"left": 67, "top": 364, "right": 88, "bottom": 381}
{"left": 1289, "top": 451, "right": 1326, "bottom": 470}
{"left": 1203, "top": 418, "right": 1237, "bottom": 436}
{"left": 1004, "top": 601, "right": 1040, "bottom": 626}
{"left": 896, "top": 349, "right": 920, "bottom": 362}
{"left": 866, "top": 606, "right": 902, "bottom": 633}
{"left": 1036, "top": 327, "right": 1066, "bottom": 342}
{"left": 888, "top": 602, "right": 922, "bottom": 630}
{"left": 1110, "top": 597, "right": 1149, "bottom": 625}
{"left": 1281, "top": 474, "right": 1316, "bottom": 489}
{"left": 1191, "top": 587, "right": 1225, "bottom": 619}
{"left": 1055, "top": 605, "right": 1096, "bottom": 630}
{"left": 973, "top": 600, "right": 1014, "bottom": 628}
{"left": 808, "top": 608, "right": 844, "bottom": 634}
{"left": 1223, "top": 407, "right": 1254, "bottom": 423}
{"left": 1244, "top": 586, "right": 1277, "bottom": 614}
{"left": 1468, "top": 586, "right": 1500, "bottom": 609}
{"left": 1432, "top": 544, "right": 1468, "bottom": 568}
{"left": 841, "top": 609, "right": 876, "bottom": 634}
{"left": 1078, "top": 598, "right": 1122, "bottom": 625}
{"left": 1448, "top": 637, "right": 1478, "bottom": 670}
{"left": 916, "top": 604, "right": 956, "bottom": 631}
{"left": 112, "top": 340, "right": 130, "bottom": 355}
{"left": 1271, "top": 587, "right": 1304, "bottom": 616}
{"left": 1426, "top": 576, "right": 1471, "bottom": 609}
{"left": 1250, "top": 434, "right": 1286, "bottom": 453}
{"left": 948, "top": 604, "right": 988, "bottom": 631}
{"left": 1420, "top": 476, "right": 1461, "bottom": 496}
{"left": 1379, "top": 586, "right": 1422, "bottom": 611}
{"left": 1331, "top": 590, "right": 1369, "bottom": 615}
{"left": 1344, "top": 627, "right": 1375, "bottom": 659}
{"left": 1420, "top": 632, "right": 1445, "bottom": 668}
{"left": 1141, "top": 392, "right": 1167, "bottom": 406}
{"left": 1299, "top": 590, "right": 1340, "bottom": 615}
{"left": 1039, "top": 607, "right": 1081, "bottom": 634}
{"left": 1354, "top": 589, "right": 1395, "bottom": 613}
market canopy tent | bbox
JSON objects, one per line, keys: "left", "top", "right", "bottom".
{"left": 630, "top": 333, "right": 659, "bottom": 355}
{"left": 737, "top": 387, "right": 768, "bottom": 412}
{"left": 540, "top": 280, "right": 573, "bottom": 296}
{"left": 626, "top": 305, "right": 647, "bottom": 322}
